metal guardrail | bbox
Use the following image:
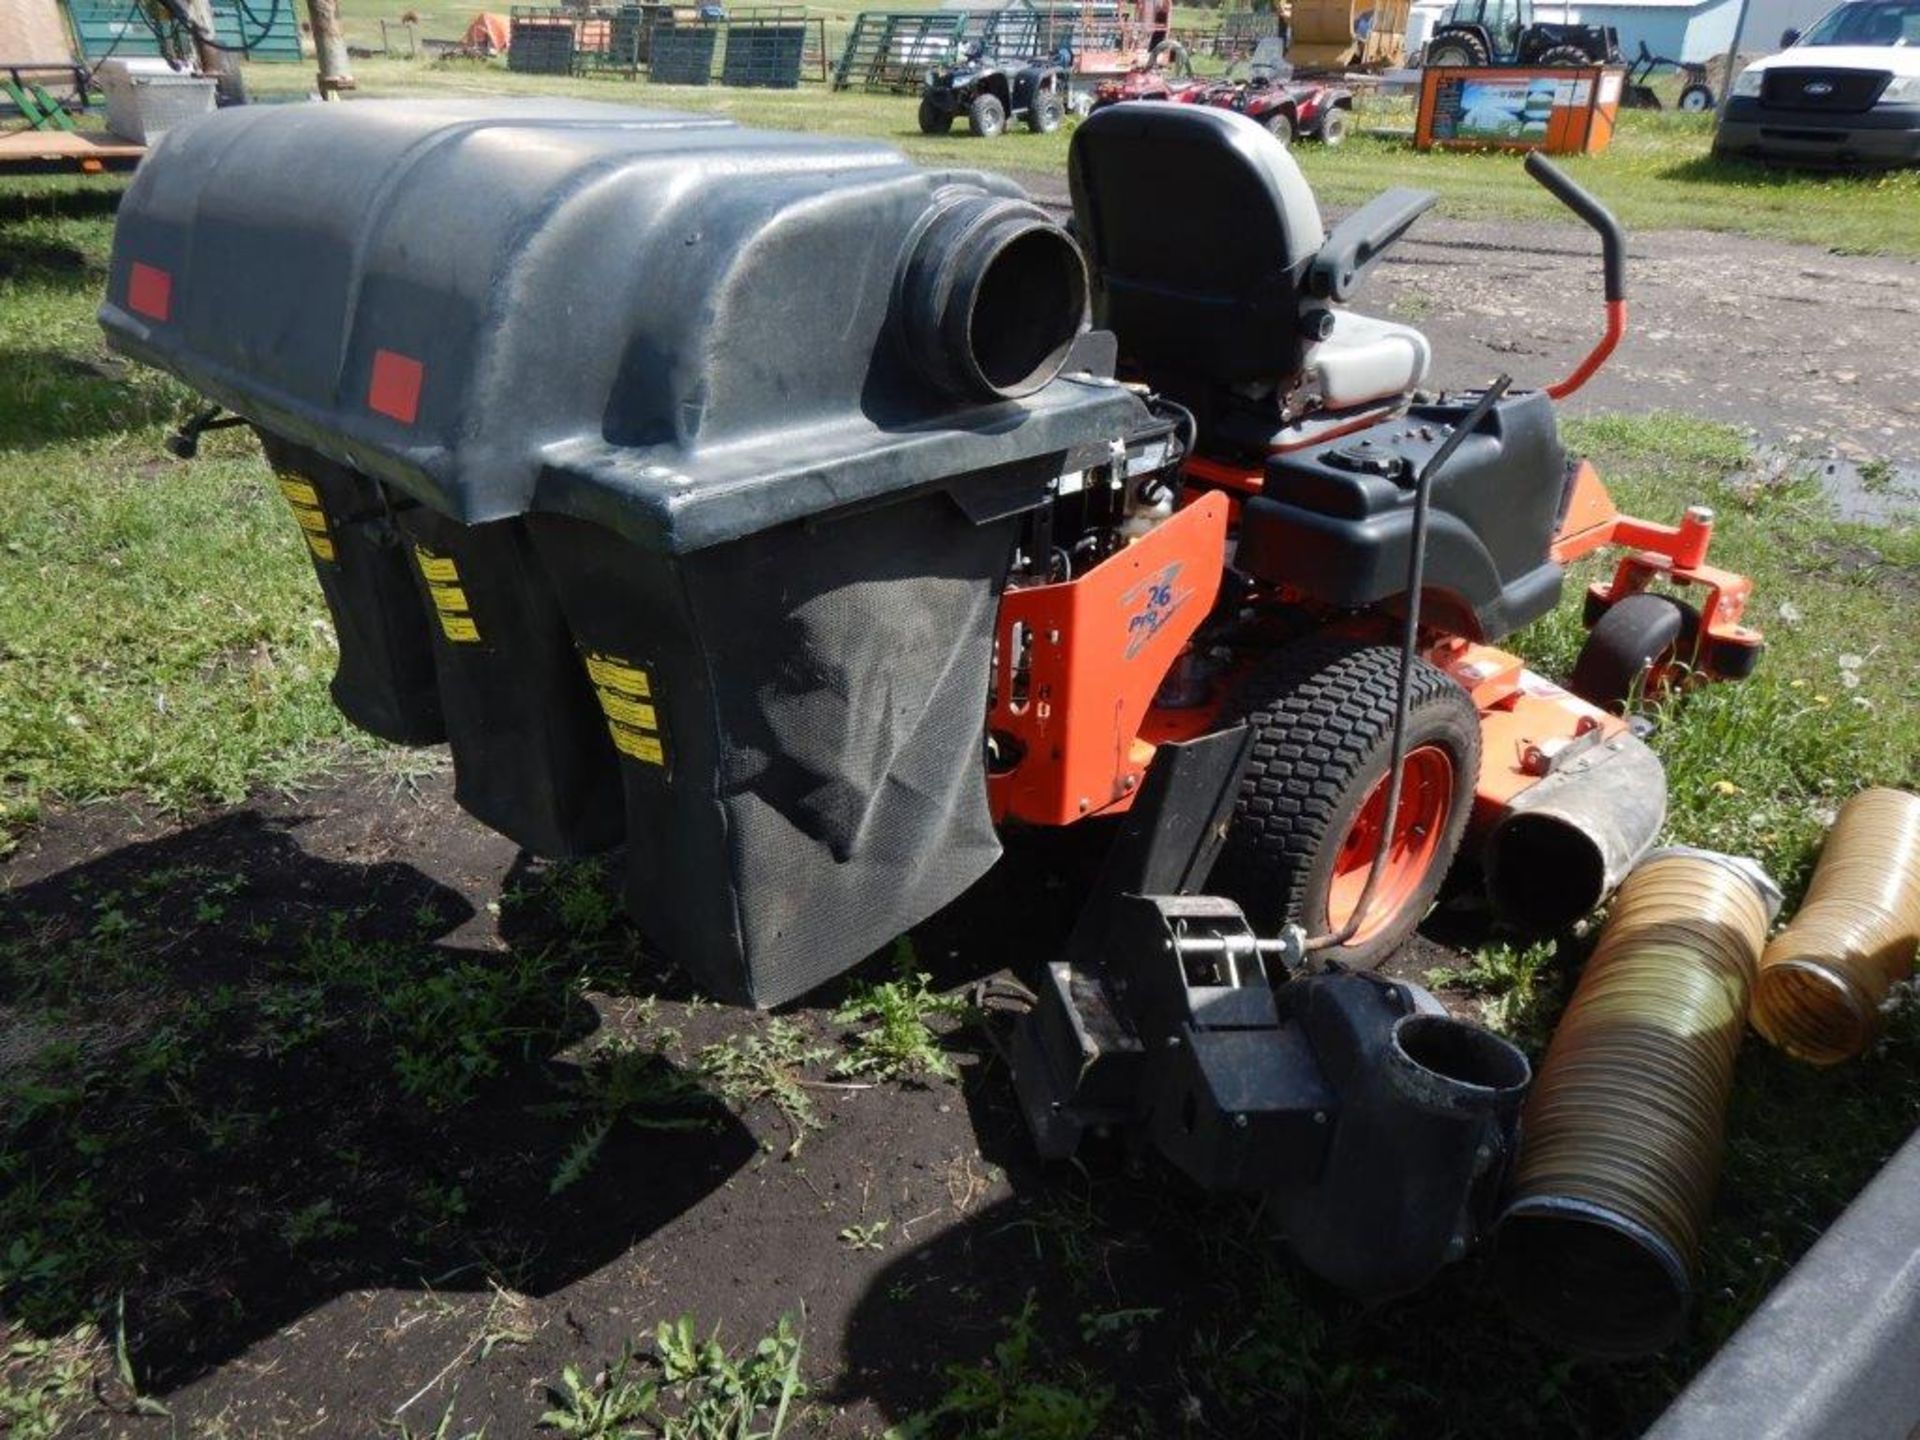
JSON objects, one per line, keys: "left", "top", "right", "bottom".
{"left": 1644, "top": 1125, "right": 1920, "bottom": 1440}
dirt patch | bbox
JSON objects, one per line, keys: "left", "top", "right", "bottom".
{"left": 1, "top": 765, "right": 1607, "bottom": 1438}
{"left": 1791, "top": 534, "right": 1920, "bottom": 598}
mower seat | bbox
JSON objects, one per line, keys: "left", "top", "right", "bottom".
{"left": 1068, "top": 103, "right": 1432, "bottom": 412}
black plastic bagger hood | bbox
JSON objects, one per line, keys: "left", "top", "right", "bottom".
{"left": 100, "top": 98, "right": 1136, "bottom": 553}
{"left": 102, "top": 100, "right": 1142, "bottom": 1005}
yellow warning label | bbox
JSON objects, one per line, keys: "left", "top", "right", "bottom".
{"left": 412, "top": 546, "right": 482, "bottom": 645}
{"left": 428, "top": 582, "right": 470, "bottom": 614}
{"left": 277, "top": 477, "right": 321, "bottom": 508}
{"left": 608, "top": 722, "right": 665, "bottom": 765}
{"left": 276, "top": 472, "right": 337, "bottom": 567}
{"left": 584, "top": 651, "right": 666, "bottom": 768}
{"left": 585, "top": 653, "right": 652, "bottom": 698}
{"left": 599, "top": 691, "right": 658, "bottom": 731}
{"left": 415, "top": 551, "right": 460, "bottom": 585}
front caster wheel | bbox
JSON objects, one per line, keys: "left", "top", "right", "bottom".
{"left": 1569, "top": 593, "right": 1699, "bottom": 712}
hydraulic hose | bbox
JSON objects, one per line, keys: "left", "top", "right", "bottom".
{"left": 1494, "top": 849, "right": 1779, "bottom": 1355}
{"left": 1752, "top": 787, "right": 1920, "bottom": 1066}
{"left": 1307, "top": 374, "right": 1511, "bottom": 953}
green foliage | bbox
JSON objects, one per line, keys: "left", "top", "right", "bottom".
{"left": 832, "top": 939, "right": 970, "bottom": 1083}
{"left": 838, "top": 1219, "right": 890, "bottom": 1251}
{"left": 889, "top": 1296, "right": 1110, "bottom": 1440}
{"left": 698, "top": 1019, "right": 833, "bottom": 1156}
{"left": 651, "top": 1313, "right": 807, "bottom": 1440}
{"left": 0, "top": 186, "right": 356, "bottom": 850}
{"left": 0, "top": 1326, "right": 101, "bottom": 1440}
{"left": 539, "top": 1358, "right": 659, "bottom": 1438}
{"left": 544, "top": 1038, "right": 716, "bottom": 1194}
{"left": 1424, "top": 939, "right": 1561, "bottom": 1045}
{"left": 538, "top": 1314, "right": 806, "bottom": 1440}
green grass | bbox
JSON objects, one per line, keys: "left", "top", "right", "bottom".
{"left": 889, "top": 1295, "right": 1111, "bottom": 1440}
{"left": 235, "top": 55, "right": 1920, "bottom": 255}
{"left": 0, "top": 184, "right": 355, "bottom": 848}
{"left": 1531, "top": 413, "right": 1920, "bottom": 893}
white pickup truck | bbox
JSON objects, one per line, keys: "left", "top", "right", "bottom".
{"left": 1715, "top": 0, "right": 1920, "bottom": 165}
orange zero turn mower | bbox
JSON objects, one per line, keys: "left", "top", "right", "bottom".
{"left": 987, "top": 112, "right": 1762, "bottom": 965}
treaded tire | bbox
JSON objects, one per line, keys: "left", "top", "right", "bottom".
{"left": 1536, "top": 43, "right": 1598, "bottom": 66}
{"left": 1216, "top": 638, "right": 1481, "bottom": 969}
{"left": 1569, "top": 593, "right": 1698, "bottom": 712}
{"left": 1264, "top": 108, "right": 1295, "bottom": 144}
{"left": 968, "top": 93, "right": 1006, "bottom": 137}
{"left": 1424, "top": 33, "right": 1488, "bottom": 65}
{"left": 1317, "top": 105, "right": 1350, "bottom": 145}
{"left": 1678, "top": 82, "right": 1714, "bottom": 111}
{"left": 1028, "top": 93, "right": 1063, "bottom": 133}
{"left": 918, "top": 97, "right": 954, "bottom": 134}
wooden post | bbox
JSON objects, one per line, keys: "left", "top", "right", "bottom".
{"left": 183, "top": 0, "right": 247, "bottom": 103}
{"left": 308, "top": 0, "right": 356, "bottom": 98}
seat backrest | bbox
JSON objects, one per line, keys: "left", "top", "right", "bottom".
{"left": 1068, "top": 103, "right": 1326, "bottom": 387}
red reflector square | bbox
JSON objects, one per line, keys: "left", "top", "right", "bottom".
{"left": 368, "top": 348, "right": 425, "bottom": 425}
{"left": 128, "top": 262, "right": 171, "bottom": 322}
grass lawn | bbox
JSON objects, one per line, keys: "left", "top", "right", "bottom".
{"left": 235, "top": 49, "right": 1920, "bottom": 255}
{"left": 1, "top": 93, "right": 1918, "bottom": 1437}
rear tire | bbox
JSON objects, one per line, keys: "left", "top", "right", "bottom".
{"left": 1217, "top": 639, "right": 1481, "bottom": 970}
{"left": 1424, "top": 33, "right": 1488, "bottom": 66}
{"left": 1569, "top": 593, "right": 1697, "bottom": 712}
{"left": 1028, "top": 93, "right": 1063, "bottom": 133}
{"left": 918, "top": 97, "right": 953, "bottom": 134}
{"left": 968, "top": 93, "right": 1006, "bottom": 137}
{"left": 1317, "top": 105, "right": 1350, "bottom": 145}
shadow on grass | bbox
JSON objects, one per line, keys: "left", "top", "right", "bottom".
{"left": 0, "top": 231, "right": 92, "bottom": 280}
{"left": 0, "top": 185, "right": 123, "bottom": 227}
{"left": 1657, "top": 151, "right": 1891, "bottom": 187}
{"left": 0, "top": 810, "right": 755, "bottom": 1394}
{"left": 0, "top": 346, "right": 185, "bottom": 449}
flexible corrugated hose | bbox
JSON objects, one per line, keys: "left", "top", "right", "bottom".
{"left": 1494, "top": 849, "right": 1777, "bottom": 1356}
{"left": 1752, "top": 787, "right": 1920, "bottom": 1066}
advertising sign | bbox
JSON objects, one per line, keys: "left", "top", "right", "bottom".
{"left": 1416, "top": 65, "right": 1623, "bottom": 155}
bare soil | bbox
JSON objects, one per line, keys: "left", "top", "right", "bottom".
{"left": 1, "top": 767, "right": 1522, "bottom": 1439}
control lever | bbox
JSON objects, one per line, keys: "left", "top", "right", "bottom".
{"left": 1524, "top": 153, "right": 1627, "bottom": 400}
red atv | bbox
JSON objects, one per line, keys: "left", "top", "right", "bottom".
{"left": 1201, "top": 38, "right": 1353, "bottom": 145}
{"left": 1090, "top": 39, "right": 1208, "bottom": 110}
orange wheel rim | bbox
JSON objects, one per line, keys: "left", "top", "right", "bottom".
{"left": 1326, "top": 744, "right": 1455, "bottom": 946}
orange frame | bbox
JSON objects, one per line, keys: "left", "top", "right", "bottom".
{"left": 987, "top": 450, "right": 1760, "bottom": 836}
{"left": 1554, "top": 460, "right": 1763, "bottom": 675}
{"left": 988, "top": 491, "right": 1229, "bottom": 825}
